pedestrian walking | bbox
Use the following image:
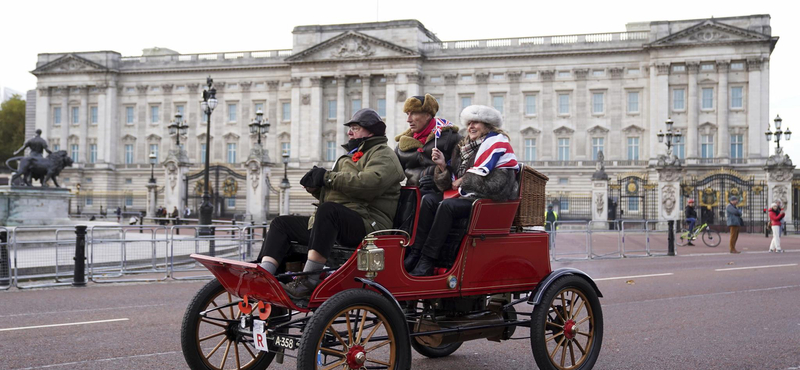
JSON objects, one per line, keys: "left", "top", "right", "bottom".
{"left": 544, "top": 204, "right": 558, "bottom": 232}
{"left": 768, "top": 202, "right": 785, "bottom": 253}
{"left": 726, "top": 196, "right": 743, "bottom": 254}
{"left": 115, "top": 206, "right": 122, "bottom": 223}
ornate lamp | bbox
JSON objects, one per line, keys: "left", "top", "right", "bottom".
{"left": 248, "top": 109, "right": 270, "bottom": 145}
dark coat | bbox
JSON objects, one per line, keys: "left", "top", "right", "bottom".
{"left": 433, "top": 136, "right": 519, "bottom": 202}
{"left": 685, "top": 206, "right": 697, "bottom": 219}
{"left": 394, "top": 125, "right": 460, "bottom": 186}
{"left": 726, "top": 203, "right": 743, "bottom": 226}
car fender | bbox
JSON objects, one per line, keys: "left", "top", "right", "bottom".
{"left": 354, "top": 277, "right": 405, "bottom": 317}
{"left": 528, "top": 268, "right": 603, "bottom": 305}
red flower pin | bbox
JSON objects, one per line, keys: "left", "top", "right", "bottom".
{"left": 352, "top": 151, "right": 364, "bottom": 162}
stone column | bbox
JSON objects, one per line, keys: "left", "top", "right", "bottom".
{"left": 591, "top": 168, "right": 609, "bottom": 229}
{"left": 652, "top": 64, "right": 670, "bottom": 159}
{"left": 507, "top": 71, "right": 523, "bottom": 151}
{"left": 146, "top": 182, "right": 158, "bottom": 218}
{"left": 162, "top": 145, "right": 190, "bottom": 216}
{"left": 78, "top": 86, "right": 88, "bottom": 162}
{"left": 187, "top": 83, "right": 200, "bottom": 161}
{"left": 240, "top": 81, "right": 252, "bottom": 157}
{"left": 361, "top": 74, "right": 371, "bottom": 108}
{"left": 656, "top": 165, "right": 682, "bottom": 220}
{"left": 717, "top": 61, "right": 730, "bottom": 159}
{"left": 136, "top": 85, "right": 148, "bottom": 162}
{"left": 686, "top": 62, "right": 699, "bottom": 160}
{"left": 245, "top": 145, "right": 272, "bottom": 224}
{"left": 747, "top": 58, "right": 763, "bottom": 158}
{"left": 406, "top": 73, "right": 421, "bottom": 100}
{"left": 36, "top": 87, "right": 50, "bottom": 145}
{"left": 765, "top": 158, "right": 794, "bottom": 224}
{"left": 96, "top": 84, "right": 108, "bottom": 163}
{"left": 289, "top": 77, "right": 302, "bottom": 163}
{"left": 385, "top": 73, "right": 397, "bottom": 141}
{"left": 573, "top": 69, "right": 589, "bottom": 159}
{"left": 335, "top": 76, "right": 347, "bottom": 154}
{"left": 59, "top": 86, "right": 69, "bottom": 154}
{"left": 444, "top": 73, "right": 458, "bottom": 121}
{"left": 308, "top": 77, "right": 323, "bottom": 162}
{"left": 267, "top": 80, "right": 280, "bottom": 161}
{"left": 475, "top": 72, "right": 489, "bottom": 105}
{"left": 540, "top": 71, "right": 555, "bottom": 158}
{"left": 609, "top": 68, "right": 624, "bottom": 159}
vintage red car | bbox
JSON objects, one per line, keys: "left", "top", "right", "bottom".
{"left": 180, "top": 171, "right": 603, "bottom": 370}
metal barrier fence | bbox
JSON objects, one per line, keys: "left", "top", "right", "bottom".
{"left": 2, "top": 220, "right": 676, "bottom": 289}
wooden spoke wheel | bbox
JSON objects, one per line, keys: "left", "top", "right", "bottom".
{"left": 181, "top": 279, "right": 277, "bottom": 370}
{"left": 297, "top": 289, "right": 411, "bottom": 370}
{"left": 531, "top": 276, "right": 603, "bottom": 370}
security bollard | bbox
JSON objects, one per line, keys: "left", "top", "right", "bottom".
{"left": 667, "top": 220, "right": 675, "bottom": 256}
{"left": 209, "top": 226, "right": 216, "bottom": 257}
{"left": 0, "top": 231, "right": 9, "bottom": 286}
{"left": 73, "top": 225, "right": 88, "bottom": 287}
{"left": 247, "top": 223, "right": 254, "bottom": 259}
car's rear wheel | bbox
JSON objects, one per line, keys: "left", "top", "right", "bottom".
{"left": 297, "top": 289, "right": 411, "bottom": 370}
{"left": 531, "top": 276, "right": 603, "bottom": 370}
{"left": 181, "top": 279, "right": 276, "bottom": 370}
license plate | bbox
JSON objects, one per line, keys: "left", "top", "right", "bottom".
{"left": 252, "top": 320, "right": 269, "bottom": 352}
{"left": 273, "top": 334, "right": 299, "bottom": 350}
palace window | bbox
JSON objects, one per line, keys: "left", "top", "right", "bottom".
{"left": 592, "top": 137, "right": 604, "bottom": 160}
{"left": 730, "top": 62, "right": 744, "bottom": 70}
{"left": 126, "top": 107, "right": 134, "bottom": 124}
{"left": 592, "top": 70, "right": 605, "bottom": 77}
{"left": 351, "top": 99, "right": 361, "bottom": 114}
{"left": 176, "top": 105, "right": 184, "bottom": 116}
{"left": 327, "top": 100, "right": 337, "bottom": 119}
{"left": 525, "top": 72, "right": 537, "bottom": 79}
{"left": 150, "top": 144, "right": 159, "bottom": 162}
{"left": 731, "top": 135, "right": 744, "bottom": 159}
{"left": 72, "top": 107, "right": 79, "bottom": 124}
{"left": 461, "top": 75, "right": 473, "bottom": 82}
{"left": 377, "top": 98, "right": 386, "bottom": 117}
{"left": 701, "top": 64, "right": 714, "bottom": 71}
{"left": 54, "top": 107, "right": 61, "bottom": 125}
{"left": 492, "top": 96, "right": 504, "bottom": 114}
{"left": 673, "top": 65, "right": 685, "bottom": 72}
{"left": 326, "top": 141, "right": 337, "bottom": 161}
{"left": 71, "top": 145, "right": 79, "bottom": 163}
{"left": 125, "top": 145, "right": 134, "bottom": 164}
{"left": 200, "top": 143, "right": 207, "bottom": 162}
{"left": 674, "top": 135, "right": 685, "bottom": 159}
{"left": 254, "top": 103, "right": 264, "bottom": 114}
{"left": 227, "top": 143, "right": 237, "bottom": 164}
{"left": 701, "top": 135, "right": 714, "bottom": 158}
{"left": 281, "top": 142, "right": 291, "bottom": 157}
{"left": 592, "top": 93, "right": 604, "bottom": 114}
{"left": 628, "top": 68, "right": 640, "bottom": 75}
{"left": 151, "top": 106, "right": 159, "bottom": 123}
{"left": 731, "top": 87, "right": 743, "bottom": 109}
{"left": 673, "top": 89, "right": 685, "bottom": 111}
{"left": 282, "top": 102, "right": 291, "bottom": 121}
{"left": 701, "top": 88, "right": 714, "bottom": 109}
{"left": 524, "top": 139, "right": 536, "bottom": 161}
{"left": 461, "top": 96, "right": 472, "bottom": 111}
{"left": 90, "top": 106, "right": 98, "bottom": 124}
{"left": 90, "top": 144, "right": 97, "bottom": 163}
{"left": 524, "top": 95, "right": 537, "bottom": 115}
{"left": 558, "top": 71, "right": 570, "bottom": 78}
{"left": 557, "top": 138, "right": 570, "bottom": 161}
{"left": 627, "top": 137, "right": 639, "bottom": 160}
{"left": 627, "top": 91, "right": 639, "bottom": 113}
{"left": 227, "top": 198, "right": 236, "bottom": 208}
{"left": 558, "top": 94, "right": 570, "bottom": 115}
{"left": 125, "top": 194, "right": 133, "bottom": 207}
{"left": 228, "top": 103, "right": 237, "bottom": 122}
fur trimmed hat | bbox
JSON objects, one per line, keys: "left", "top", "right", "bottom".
{"left": 403, "top": 94, "right": 439, "bottom": 117}
{"left": 460, "top": 105, "right": 503, "bottom": 128}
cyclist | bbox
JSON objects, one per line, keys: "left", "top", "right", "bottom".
{"left": 685, "top": 199, "right": 697, "bottom": 246}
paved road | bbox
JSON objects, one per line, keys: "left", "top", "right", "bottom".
{"left": 1, "top": 240, "right": 799, "bottom": 369}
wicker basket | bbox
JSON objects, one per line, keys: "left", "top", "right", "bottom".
{"left": 513, "top": 165, "right": 549, "bottom": 228}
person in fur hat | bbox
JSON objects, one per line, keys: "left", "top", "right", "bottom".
{"left": 396, "top": 94, "right": 461, "bottom": 193}
{"left": 405, "top": 105, "right": 520, "bottom": 276}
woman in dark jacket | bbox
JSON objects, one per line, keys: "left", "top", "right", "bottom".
{"left": 395, "top": 94, "right": 461, "bottom": 193}
{"left": 405, "top": 105, "right": 520, "bottom": 276}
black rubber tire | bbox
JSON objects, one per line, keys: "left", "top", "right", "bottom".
{"left": 297, "top": 289, "right": 411, "bottom": 370}
{"left": 410, "top": 340, "right": 463, "bottom": 358}
{"left": 181, "top": 279, "right": 275, "bottom": 370}
{"left": 676, "top": 228, "right": 691, "bottom": 246}
{"left": 530, "top": 276, "right": 603, "bottom": 370}
{"left": 702, "top": 229, "right": 721, "bottom": 247}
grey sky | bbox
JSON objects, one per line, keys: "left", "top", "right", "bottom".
{"left": 1, "top": 0, "right": 796, "bottom": 160}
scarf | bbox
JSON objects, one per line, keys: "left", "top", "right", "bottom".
{"left": 456, "top": 137, "right": 482, "bottom": 179}
{"left": 344, "top": 137, "right": 369, "bottom": 153}
{"left": 412, "top": 118, "right": 436, "bottom": 145}
{"left": 466, "top": 132, "right": 520, "bottom": 177}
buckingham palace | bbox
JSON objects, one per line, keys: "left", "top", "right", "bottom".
{"left": 28, "top": 14, "right": 796, "bottom": 225}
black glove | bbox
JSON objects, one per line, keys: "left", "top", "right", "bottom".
{"left": 418, "top": 175, "right": 435, "bottom": 190}
{"left": 300, "top": 166, "right": 328, "bottom": 188}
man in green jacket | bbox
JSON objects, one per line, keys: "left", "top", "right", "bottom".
{"left": 256, "top": 108, "right": 405, "bottom": 299}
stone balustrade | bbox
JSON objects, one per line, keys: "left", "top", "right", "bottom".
{"left": 422, "top": 31, "right": 650, "bottom": 55}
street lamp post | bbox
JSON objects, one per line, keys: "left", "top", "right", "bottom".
{"left": 765, "top": 115, "right": 792, "bottom": 154}
{"left": 199, "top": 77, "right": 218, "bottom": 234}
{"left": 168, "top": 112, "right": 189, "bottom": 147}
{"left": 249, "top": 109, "right": 270, "bottom": 145}
{"left": 149, "top": 152, "right": 157, "bottom": 184}
{"left": 280, "top": 150, "right": 290, "bottom": 215}
{"left": 657, "top": 117, "right": 683, "bottom": 157}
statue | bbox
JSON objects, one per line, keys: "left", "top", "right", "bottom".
{"left": 14, "top": 129, "right": 52, "bottom": 158}
{"left": 591, "top": 150, "right": 609, "bottom": 180}
{"left": 7, "top": 150, "right": 74, "bottom": 187}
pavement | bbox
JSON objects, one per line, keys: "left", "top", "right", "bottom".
{"left": 1, "top": 235, "right": 799, "bottom": 369}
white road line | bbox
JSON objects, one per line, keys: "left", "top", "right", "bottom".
{"left": 0, "top": 318, "right": 129, "bottom": 332}
{"left": 605, "top": 284, "right": 800, "bottom": 307}
{"left": 715, "top": 263, "right": 798, "bottom": 272}
{"left": 0, "top": 303, "right": 170, "bottom": 318}
{"left": 12, "top": 351, "right": 180, "bottom": 370}
{"left": 594, "top": 273, "right": 674, "bottom": 281}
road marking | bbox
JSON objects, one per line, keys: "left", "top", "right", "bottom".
{"left": 594, "top": 273, "right": 674, "bottom": 281}
{"left": 715, "top": 263, "right": 798, "bottom": 272}
{"left": 0, "top": 303, "right": 169, "bottom": 318}
{"left": 0, "top": 318, "right": 129, "bottom": 332}
{"left": 605, "top": 284, "right": 800, "bottom": 307}
{"left": 11, "top": 351, "right": 180, "bottom": 370}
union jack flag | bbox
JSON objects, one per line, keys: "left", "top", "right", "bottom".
{"left": 466, "top": 132, "right": 519, "bottom": 177}
{"left": 434, "top": 117, "right": 453, "bottom": 139}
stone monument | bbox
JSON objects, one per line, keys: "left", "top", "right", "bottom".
{"left": 591, "top": 151, "right": 609, "bottom": 228}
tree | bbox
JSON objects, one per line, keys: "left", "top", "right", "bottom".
{"left": 0, "top": 95, "right": 26, "bottom": 165}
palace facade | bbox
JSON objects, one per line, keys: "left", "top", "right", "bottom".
{"left": 28, "top": 14, "right": 784, "bottom": 220}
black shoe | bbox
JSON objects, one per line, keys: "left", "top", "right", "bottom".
{"left": 687, "top": 242, "right": 695, "bottom": 246}
{"left": 281, "top": 277, "right": 320, "bottom": 300}
{"left": 404, "top": 249, "right": 421, "bottom": 271}
{"left": 410, "top": 256, "right": 435, "bottom": 277}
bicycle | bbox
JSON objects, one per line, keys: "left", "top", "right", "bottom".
{"left": 676, "top": 222, "right": 721, "bottom": 247}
